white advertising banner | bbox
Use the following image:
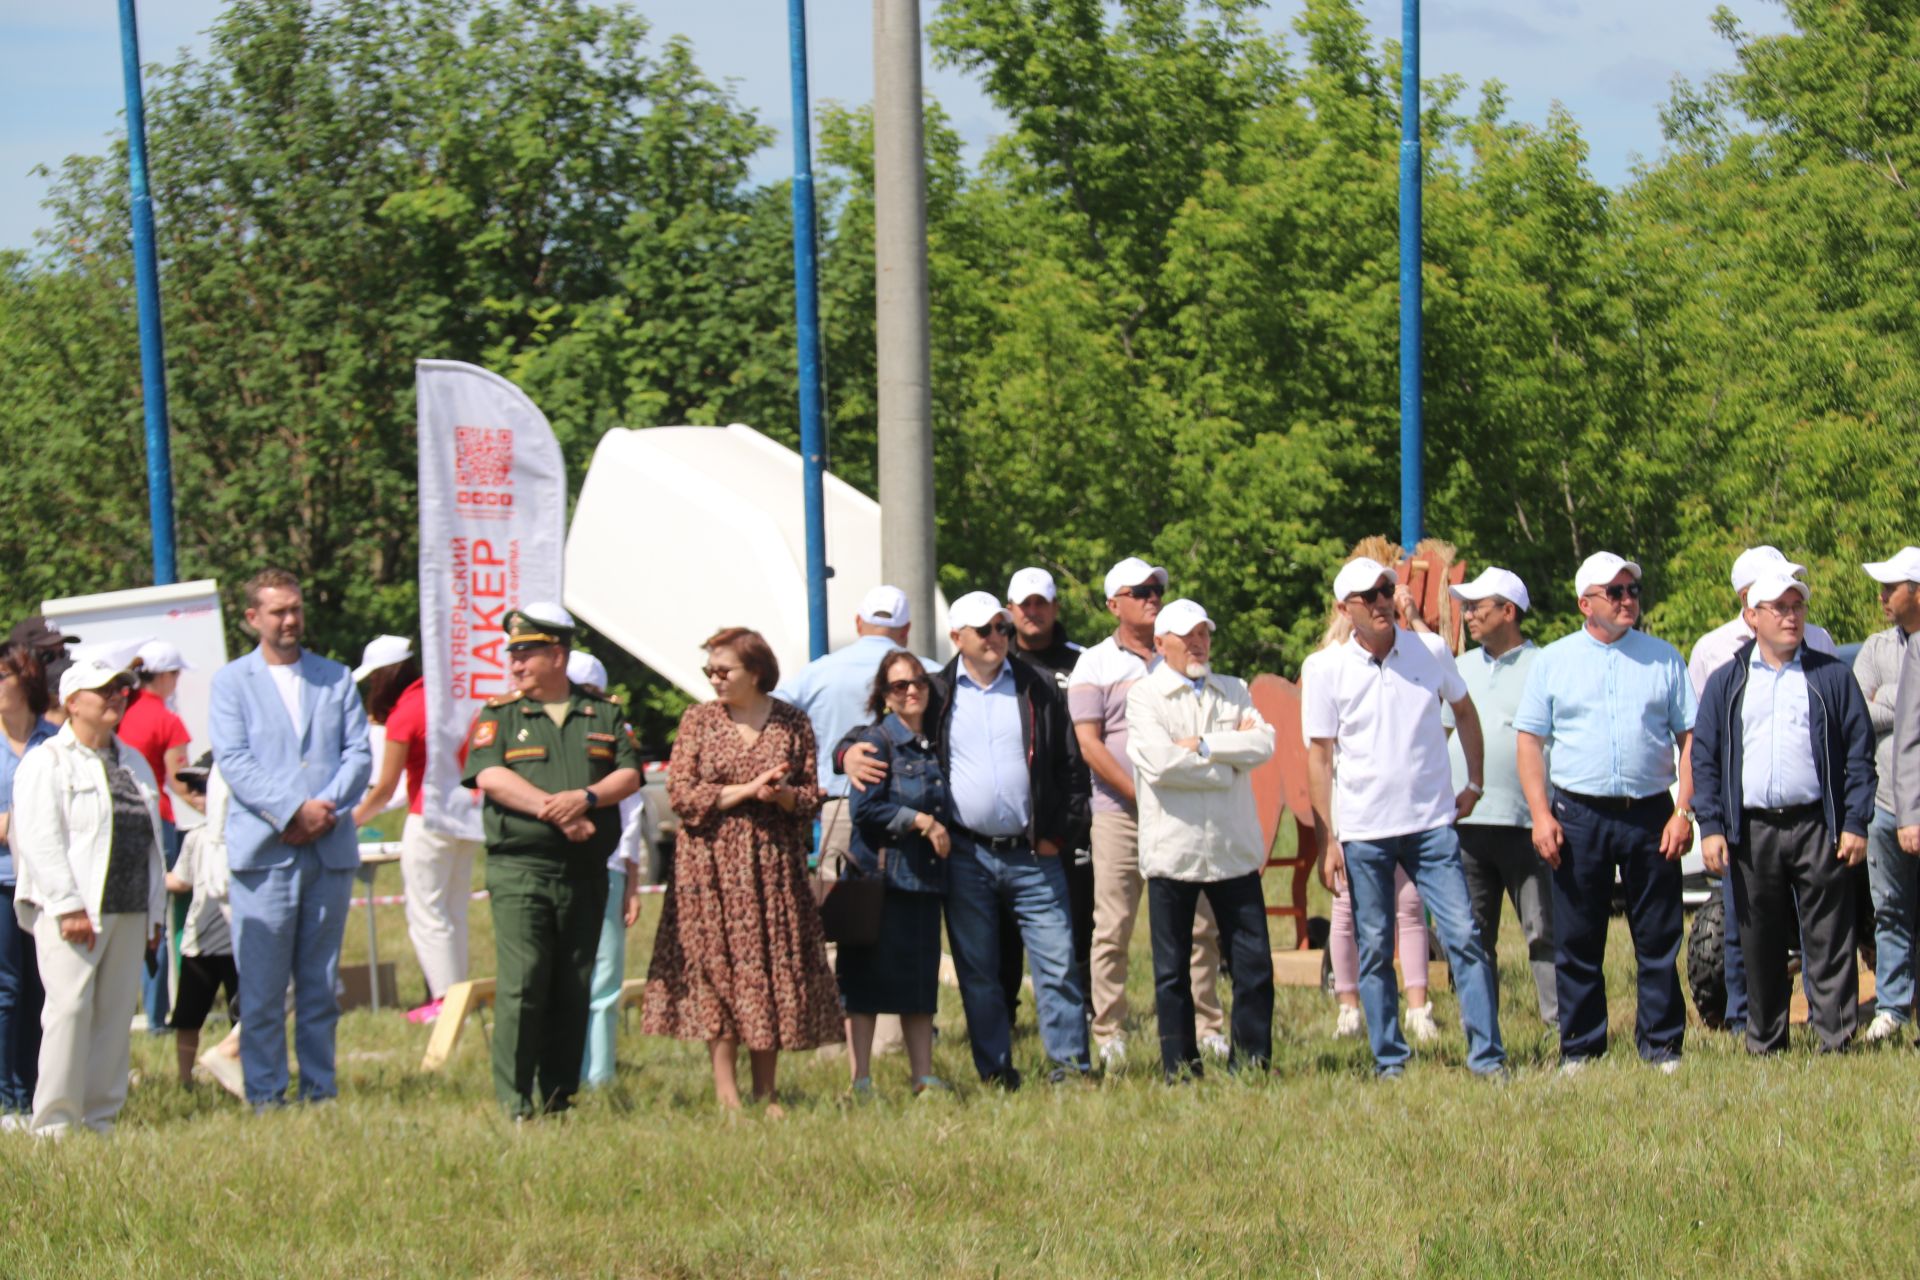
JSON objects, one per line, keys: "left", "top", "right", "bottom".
{"left": 416, "top": 360, "right": 567, "bottom": 840}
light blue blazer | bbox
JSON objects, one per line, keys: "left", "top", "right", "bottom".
{"left": 209, "top": 647, "right": 372, "bottom": 874}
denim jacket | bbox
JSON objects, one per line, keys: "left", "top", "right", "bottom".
{"left": 847, "top": 715, "right": 949, "bottom": 895}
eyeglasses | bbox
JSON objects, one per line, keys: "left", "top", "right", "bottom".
{"left": 1346, "top": 585, "right": 1393, "bottom": 606}
{"left": 1756, "top": 599, "right": 1808, "bottom": 618}
{"left": 886, "top": 677, "right": 931, "bottom": 696}
{"left": 1586, "top": 583, "right": 1643, "bottom": 603}
{"left": 1117, "top": 582, "right": 1165, "bottom": 600}
{"left": 969, "top": 621, "right": 1015, "bottom": 638}
{"left": 701, "top": 665, "right": 741, "bottom": 680}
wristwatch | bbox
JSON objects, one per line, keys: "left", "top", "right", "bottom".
{"left": 582, "top": 788, "right": 599, "bottom": 809}
{"left": 1464, "top": 781, "right": 1484, "bottom": 795}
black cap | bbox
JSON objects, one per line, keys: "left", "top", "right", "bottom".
{"left": 9, "top": 615, "right": 80, "bottom": 652}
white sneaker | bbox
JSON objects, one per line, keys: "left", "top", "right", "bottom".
{"left": 1557, "top": 1058, "right": 1588, "bottom": 1078}
{"left": 1098, "top": 1038, "right": 1128, "bottom": 1070}
{"left": 1657, "top": 1059, "right": 1681, "bottom": 1076}
{"left": 0, "top": 1113, "right": 28, "bottom": 1134}
{"left": 1405, "top": 1004, "right": 1440, "bottom": 1044}
{"left": 1334, "top": 1005, "right": 1363, "bottom": 1038}
{"left": 1864, "top": 1010, "right": 1905, "bottom": 1043}
{"left": 1200, "top": 1033, "right": 1231, "bottom": 1060}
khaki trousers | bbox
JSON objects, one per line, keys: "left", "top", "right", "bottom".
{"left": 818, "top": 798, "right": 903, "bottom": 1056}
{"left": 1090, "top": 810, "right": 1223, "bottom": 1045}
{"left": 30, "top": 907, "right": 145, "bottom": 1137}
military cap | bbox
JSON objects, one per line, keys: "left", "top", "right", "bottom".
{"left": 504, "top": 601, "right": 576, "bottom": 650}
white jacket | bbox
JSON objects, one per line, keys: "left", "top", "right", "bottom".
{"left": 1126, "top": 665, "right": 1276, "bottom": 882}
{"left": 11, "top": 722, "right": 167, "bottom": 930}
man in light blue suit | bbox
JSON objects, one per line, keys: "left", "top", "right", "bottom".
{"left": 209, "top": 569, "right": 371, "bottom": 1108}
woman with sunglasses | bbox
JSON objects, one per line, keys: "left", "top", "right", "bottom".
{"left": 840, "top": 651, "right": 952, "bottom": 1097}
{"left": 9, "top": 655, "right": 167, "bottom": 1136}
{"left": 641, "top": 627, "right": 841, "bottom": 1116}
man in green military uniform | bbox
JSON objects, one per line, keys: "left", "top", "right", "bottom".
{"left": 463, "top": 602, "right": 641, "bottom": 1117}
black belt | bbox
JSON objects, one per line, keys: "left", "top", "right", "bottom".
{"left": 1745, "top": 801, "right": 1823, "bottom": 823}
{"left": 954, "top": 825, "right": 1026, "bottom": 854}
{"left": 1556, "top": 789, "right": 1667, "bottom": 812}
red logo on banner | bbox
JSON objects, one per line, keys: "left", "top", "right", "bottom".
{"left": 455, "top": 427, "right": 514, "bottom": 487}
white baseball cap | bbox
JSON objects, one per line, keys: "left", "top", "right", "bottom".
{"left": 1573, "top": 552, "right": 1642, "bottom": 596}
{"left": 566, "top": 651, "right": 609, "bottom": 688}
{"left": 71, "top": 638, "right": 149, "bottom": 676}
{"left": 948, "top": 590, "right": 1011, "bottom": 631}
{"left": 1154, "top": 598, "right": 1213, "bottom": 638}
{"left": 1103, "top": 556, "right": 1168, "bottom": 600}
{"left": 60, "top": 655, "right": 134, "bottom": 703}
{"left": 1747, "top": 572, "right": 1809, "bottom": 608}
{"left": 1332, "top": 557, "right": 1397, "bottom": 601}
{"left": 1863, "top": 547, "right": 1920, "bottom": 585}
{"left": 135, "top": 638, "right": 194, "bottom": 674}
{"left": 1730, "top": 545, "right": 1804, "bottom": 594}
{"left": 857, "top": 585, "right": 912, "bottom": 628}
{"left": 1449, "top": 567, "right": 1530, "bottom": 613}
{"left": 1007, "top": 567, "right": 1058, "bottom": 604}
{"left": 352, "top": 634, "right": 414, "bottom": 682}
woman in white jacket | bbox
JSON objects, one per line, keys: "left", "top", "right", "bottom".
{"left": 9, "top": 655, "right": 166, "bottom": 1137}
{"left": 1125, "top": 599, "right": 1277, "bottom": 1081}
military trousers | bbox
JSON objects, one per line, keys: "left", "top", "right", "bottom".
{"left": 488, "top": 852, "right": 608, "bottom": 1117}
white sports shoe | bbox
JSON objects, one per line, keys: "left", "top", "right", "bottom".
{"left": 1657, "top": 1059, "right": 1682, "bottom": 1076}
{"left": 1200, "top": 1033, "right": 1231, "bottom": 1060}
{"left": 1864, "top": 1010, "right": 1905, "bottom": 1043}
{"left": 1405, "top": 1004, "right": 1441, "bottom": 1044}
{"left": 1334, "top": 1005, "right": 1363, "bottom": 1038}
{"left": 1098, "top": 1038, "right": 1128, "bottom": 1070}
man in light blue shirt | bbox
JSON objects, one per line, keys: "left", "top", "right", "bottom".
{"left": 1444, "top": 567, "right": 1557, "bottom": 1026}
{"left": 1515, "top": 551, "right": 1696, "bottom": 1071}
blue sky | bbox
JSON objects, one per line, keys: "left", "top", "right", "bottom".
{"left": 0, "top": 0, "right": 1792, "bottom": 252}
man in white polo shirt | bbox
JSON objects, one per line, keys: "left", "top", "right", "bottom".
{"left": 1068, "top": 557, "right": 1225, "bottom": 1068}
{"left": 1444, "top": 566, "right": 1557, "bottom": 1027}
{"left": 1302, "top": 557, "right": 1505, "bottom": 1078}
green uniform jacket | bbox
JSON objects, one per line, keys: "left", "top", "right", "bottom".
{"left": 461, "top": 684, "right": 642, "bottom": 861}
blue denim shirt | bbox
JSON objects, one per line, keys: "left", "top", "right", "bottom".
{"left": 0, "top": 718, "right": 58, "bottom": 887}
{"left": 847, "top": 715, "right": 949, "bottom": 895}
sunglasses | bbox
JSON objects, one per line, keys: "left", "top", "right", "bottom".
{"left": 1117, "top": 582, "right": 1165, "bottom": 600}
{"left": 1346, "top": 584, "right": 1393, "bottom": 606}
{"left": 701, "top": 665, "right": 741, "bottom": 680}
{"left": 1587, "top": 582, "right": 1643, "bottom": 603}
{"left": 970, "top": 621, "right": 1015, "bottom": 638}
{"left": 887, "top": 677, "right": 931, "bottom": 696}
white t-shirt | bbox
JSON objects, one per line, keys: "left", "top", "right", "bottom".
{"left": 1300, "top": 629, "right": 1466, "bottom": 843}
{"left": 267, "top": 661, "right": 305, "bottom": 735}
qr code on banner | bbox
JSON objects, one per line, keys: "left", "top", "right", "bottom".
{"left": 455, "top": 427, "right": 513, "bottom": 486}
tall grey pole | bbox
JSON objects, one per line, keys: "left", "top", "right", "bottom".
{"left": 873, "top": 0, "right": 937, "bottom": 639}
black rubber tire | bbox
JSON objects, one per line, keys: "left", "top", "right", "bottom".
{"left": 1686, "top": 888, "right": 1728, "bottom": 1030}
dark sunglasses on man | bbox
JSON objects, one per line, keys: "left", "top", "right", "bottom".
{"left": 1116, "top": 582, "right": 1165, "bottom": 600}
{"left": 1587, "top": 582, "right": 1643, "bottom": 603}
{"left": 969, "top": 621, "right": 1016, "bottom": 638}
{"left": 1346, "top": 583, "right": 1393, "bottom": 606}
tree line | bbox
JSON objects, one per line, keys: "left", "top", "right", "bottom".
{"left": 2, "top": 0, "right": 1913, "bottom": 733}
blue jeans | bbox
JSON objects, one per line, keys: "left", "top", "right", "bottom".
{"left": 1343, "top": 827, "right": 1505, "bottom": 1075}
{"left": 0, "top": 882, "right": 44, "bottom": 1112}
{"left": 943, "top": 833, "right": 1089, "bottom": 1080}
{"left": 230, "top": 848, "right": 354, "bottom": 1105}
{"left": 1867, "top": 807, "right": 1916, "bottom": 1024}
{"left": 580, "top": 866, "right": 628, "bottom": 1087}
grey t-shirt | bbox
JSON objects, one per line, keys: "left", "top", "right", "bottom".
{"left": 99, "top": 746, "right": 154, "bottom": 916}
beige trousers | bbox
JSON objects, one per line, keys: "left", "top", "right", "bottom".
{"left": 30, "top": 907, "right": 146, "bottom": 1137}
{"left": 1089, "top": 810, "right": 1224, "bottom": 1045}
{"left": 818, "top": 798, "right": 903, "bottom": 1056}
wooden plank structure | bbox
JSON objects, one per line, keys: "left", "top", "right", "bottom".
{"left": 419, "top": 976, "right": 648, "bottom": 1073}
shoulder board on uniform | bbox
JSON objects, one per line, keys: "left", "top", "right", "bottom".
{"left": 485, "top": 692, "right": 525, "bottom": 709}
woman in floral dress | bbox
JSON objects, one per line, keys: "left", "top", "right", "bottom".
{"left": 642, "top": 627, "right": 841, "bottom": 1114}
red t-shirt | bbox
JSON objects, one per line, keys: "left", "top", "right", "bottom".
{"left": 117, "top": 687, "right": 191, "bottom": 824}
{"left": 382, "top": 678, "right": 431, "bottom": 815}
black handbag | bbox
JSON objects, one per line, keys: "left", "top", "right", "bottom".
{"left": 813, "top": 851, "right": 887, "bottom": 946}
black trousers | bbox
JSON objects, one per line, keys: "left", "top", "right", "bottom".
{"left": 1729, "top": 805, "right": 1858, "bottom": 1054}
{"left": 1146, "top": 873, "right": 1273, "bottom": 1078}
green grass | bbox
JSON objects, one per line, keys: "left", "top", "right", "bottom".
{"left": 3, "top": 861, "right": 1916, "bottom": 1279}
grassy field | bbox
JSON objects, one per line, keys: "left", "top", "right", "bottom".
{"left": 3, "top": 859, "right": 1917, "bottom": 1279}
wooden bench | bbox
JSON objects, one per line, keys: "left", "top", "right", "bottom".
{"left": 419, "top": 976, "right": 649, "bottom": 1072}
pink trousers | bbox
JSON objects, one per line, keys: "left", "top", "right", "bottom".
{"left": 1329, "top": 866, "right": 1428, "bottom": 995}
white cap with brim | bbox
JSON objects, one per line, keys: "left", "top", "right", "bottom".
{"left": 567, "top": 651, "right": 609, "bottom": 688}
{"left": 1450, "top": 566, "right": 1531, "bottom": 613}
{"left": 1731, "top": 545, "right": 1803, "bottom": 594}
{"left": 60, "top": 657, "right": 132, "bottom": 703}
{"left": 857, "top": 585, "right": 911, "bottom": 628}
{"left": 948, "top": 591, "right": 1010, "bottom": 631}
{"left": 1573, "top": 552, "right": 1643, "bottom": 597}
{"left": 352, "top": 634, "right": 414, "bottom": 683}
{"left": 1103, "top": 557, "right": 1168, "bottom": 600}
{"left": 1863, "top": 546, "right": 1920, "bottom": 585}
{"left": 1154, "top": 598, "right": 1213, "bottom": 638}
{"left": 1747, "top": 573, "right": 1809, "bottom": 608}
{"left": 71, "top": 638, "right": 150, "bottom": 676}
{"left": 135, "top": 638, "right": 194, "bottom": 674}
{"left": 1007, "top": 567, "right": 1057, "bottom": 604}
{"left": 1332, "top": 557, "right": 1397, "bottom": 601}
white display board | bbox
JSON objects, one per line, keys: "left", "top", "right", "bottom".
{"left": 40, "top": 579, "right": 230, "bottom": 828}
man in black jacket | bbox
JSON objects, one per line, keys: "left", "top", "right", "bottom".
{"left": 1692, "top": 572, "right": 1876, "bottom": 1054}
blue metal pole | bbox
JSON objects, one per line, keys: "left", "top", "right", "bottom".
{"left": 788, "top": 0, "right": 830, "bottom": 660}
{"left": 118, "top": 0, "right": 177, "bottom": 586}
{"left": 1397, "top": 0, "right": 1423, "bottom": 549}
